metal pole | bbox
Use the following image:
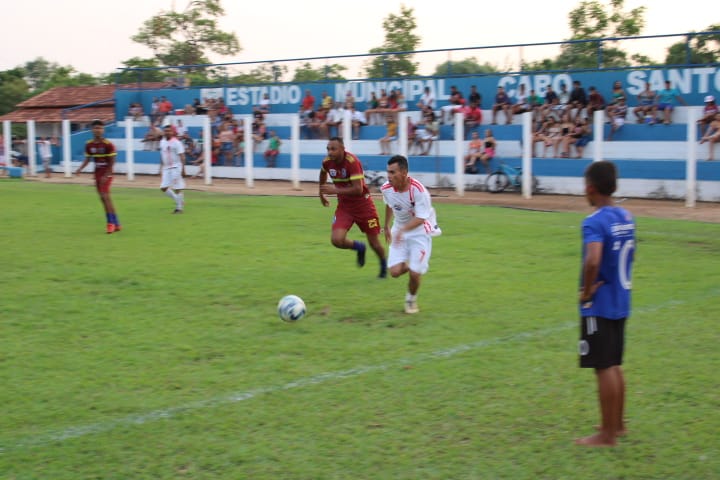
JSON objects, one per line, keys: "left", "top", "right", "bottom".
{"left": 454, "top": 111, "right": 464, "bottom": 196}
{"left": 62, "top": 119, "right": 72, "bottom": 177}
{"left": 290, "top": 114, "right": 300, "bottom": 189}
{"left": 27, "top": 120, "right": 37, "bottom": 176}
{"left": 125, "top": 117, "right": 135, "bottom": 181}
{"left": 521, "top": 112, "right": 532, "bottom": 199}
{"left": 685, "top": 108, "right": 698, "bottom": 208}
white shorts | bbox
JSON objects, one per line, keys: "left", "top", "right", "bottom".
{"left": 161, "top": 167, "right": 186, "bottom": 190}
{"left": 388, "top": 232, "right": 432, "bottom": 274}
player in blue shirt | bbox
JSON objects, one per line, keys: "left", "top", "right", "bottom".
{"left": 576, "top": 160, "right": 635, "bottom": 447}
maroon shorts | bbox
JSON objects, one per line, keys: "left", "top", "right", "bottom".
{"left": 94, "top": 171, "right": 113, "bottom": 194}
{"left": 333, "top": 206, "right": 381, "bottom": 235}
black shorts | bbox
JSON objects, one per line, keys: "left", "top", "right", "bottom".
{"left": 579, "top": 316, "right": 626, "bottom": 369}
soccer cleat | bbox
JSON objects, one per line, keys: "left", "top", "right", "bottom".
{"left": 356, "top": 243, "right": 366, "bottom": 267}
{"left": 378, "top": 268, "right": 387, "bottom": 279}
{"left": 113, "top": 224, "right": 122, "bottom": 232}
{"left": 404, "top": 300, "right": 419, "bottom": 314}
{"left": 173, "top": 209, "right": 183, "bottom": 214}
{"left": 106, "top": 223, "right": 116, "bottom": 234}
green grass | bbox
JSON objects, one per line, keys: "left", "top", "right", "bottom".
{"left": 0, "top": 180, "right": 718, "bottom": 479}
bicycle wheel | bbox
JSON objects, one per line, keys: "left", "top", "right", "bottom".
{"left": 517, "top": 175, "right": 540, "bottom": 193}
{"left": 486, "top": 172, "right": 510, "bottom": 193}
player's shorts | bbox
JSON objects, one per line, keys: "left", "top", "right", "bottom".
{"left": 94, "top": 170, "right": 113, "bottom": 193}
{"left": 388, "top": 232, "right": 432, "bottom": 274}
{"left": 579, "top": 316, "right": 626, "bottom": 369}
{"left": 160, "top": 167, "right": 186, "bottom": 190}
{"left": 332, "top": 206, "right": 381, "bottom": 235}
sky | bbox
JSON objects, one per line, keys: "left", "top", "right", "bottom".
{"left": 1, "top": 0, "right": 715, "bottom": 77}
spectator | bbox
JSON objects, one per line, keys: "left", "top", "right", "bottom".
{"left": 528, "top": 89, "right": 545, "bottom": 123}
{"left": 586, "top": 86, "right": 606, "bottom": 122}
{"left": 309, "top": 108, "right": 329, "bottom": 139}
{"left": 477, "top": 129, "right": 497, "bottom": 173}
{"left": 128, "top": 102, "right": 144, "bottom": 121}
{"left": 158, "top": 96, "right": 174, "bottom": 124}
{"left": 699, "top": 112, "right": 720, "bottom": 161}
{"left": 414, "top": 108, "right": 439, "bottom": 155}
{"left": 264, "top": 130, "right": 282, "bottom": 167}
{"left": 459, "top": 101, "right": 483, "bottom": 138}
{"left": 558, "top": 83, "right": 571, "bottom": 111}
{"left": 633, "top": 82, "right": 658, "bottom": 124}
{"left": 150, "top": 97, "right": 161, "bottom": 125}
{"left": 326, "top": 102, "right": 345, "bottom": 138}
{"left": 464, "top": 131, "right": 484, "bottom": 173}
{"left": 568, "top": 80, "right": 588, "bottom": 121}
{"left": 561, "top": 118, "right": 592, "bottom": 158}
{"left": 607, "top": 97, "right": 628, "bottom": 141}
{"left": 379, "top": 116, "right": 398, "bottom": 155}
{"left": 491, "top": 86, "right": 513, "bottom": 125}
{"left": 321, "top": 90, "right": 333, "bottom": 111}
{"left": 441, "top": 85, "right": 465, "bottom": 124}
{"left": 350, "top": 107, "right": 368, "bottom": 140}
{"left": 697, "top": 95, "right": 718, "bottom": 136}
{"left": 416, "top": 86, "right": 435, "bottom": 110}
{"left": 656, "top": 80, "right": 687, "bottom": 124}
{"left": 180, "top": 131, "right": 198, "bottom": 163}
{"left": 543, "top": 85, "right": 559, "bottom": 119}
{"left": 141, "top": 124, "right": 163, "bottom": 150}
{"left": 37, "top": 137, "right": 53, "bottom": 178}
{"left": 217, "top": 123, "right": 236, "bottom": 166}
{"left": 253, "top": 93, "right": 271, "bottom": 116}
{"left": 533, "top": 117, "right": 561, "bottom": 158}
{"left": 344, "top": 90, "right": 355, "bottom": 110}
{"left": 468, "top": 85, "right": 482, "bottom": 108}
{"left": 175, "top": 119, "right": 187, "bottom": 137}
{"left": 252, "top": 116, "right": 268, "bottom": 151}
{"left": 301, "top": 89, "right": 315, "bottom": 121}
{"left": 511, "top": 84, "right": 530, "bottom": 118}
{"left": 365, "top": 90, "right": 388, "bottom": 125}
{"left": 192, "top": 98, "right": 208, "bottom": 115}
{"left": 605, "top": 81, "right": 627, "bottom": 120}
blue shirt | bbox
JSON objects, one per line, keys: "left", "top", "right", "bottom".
{"left": 580, "top": 206, "right": 636, "bottom": 319}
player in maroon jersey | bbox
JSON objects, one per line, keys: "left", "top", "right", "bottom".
{"left": 319, "top": 137, "right": 387, "bottom": 277}
{"left": 75, "top": 120, "right": 121, "bottom": 234}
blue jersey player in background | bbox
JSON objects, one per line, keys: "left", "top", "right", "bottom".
{"left": 576, "top": 160, "right": 635, "bottom": 447}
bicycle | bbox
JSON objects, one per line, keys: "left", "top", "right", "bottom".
{"left": 485, "top": 160, "right": 539, "bottom": 194}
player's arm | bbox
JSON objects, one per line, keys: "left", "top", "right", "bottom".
{"left": 580, "top": 241, "right": 603, "bottom": 303}
{"left": 75, "top": 156, "right": 90, "bottom": 175}
{"left": 384, "top": 204, "right": 393, "bottom": 244}
{"left": 179, "top": 152, "right": 186, "bottom": 177}
{"left": 318, "top": 169, "right": 329, "bottom": 206}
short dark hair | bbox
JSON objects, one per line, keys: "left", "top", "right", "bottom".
{"left": 388, "top": 155, "right": 409, "bottom": 171}
{"left": 585, "top": 161, "right": 617, "bottom": 196}
{"left": 328, "top": 136, "right": 343, "bottom": 145}
{"left": 91, "top": 119, "right": 104, "bottom": 126}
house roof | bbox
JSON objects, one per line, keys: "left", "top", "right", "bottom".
{"left": 0, "top": 82, "right": 173, "bottom": 124}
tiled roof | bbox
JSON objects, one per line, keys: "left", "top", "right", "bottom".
{"left": 0, "top": 82, "right": 173, "bottom": 123}
{"left": 0, "top": 106, "right": 115, "bottom": 123}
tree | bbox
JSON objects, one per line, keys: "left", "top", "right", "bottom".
{"left": 0, "top": 68, "right": 30, "bottom": 116}
{"left": 110, "top": 57, "right": 167, "bottom": 84}
{"left": 22, "top": 58, "right": 98, "bottom": 92}
{"left": 292, "top": 62, "right": 347, "bottom": 82}
{"left": 522, "top": 0, "right": 646, "bottom": 71}
{"left": 131, "top": 0, "right": 241, "bottom": 68}
{"left": 365, "top": 6, "right": 420, "bottom": 78}
{"left": 433, "top": 57, "right": 498, "bottom": 76}
{"left": 665, "top": 24, "right": 720, "bottom": 65}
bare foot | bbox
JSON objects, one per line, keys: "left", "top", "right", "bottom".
{"left": 595, "top": 425, "right": 627, "bottom": 437}
{"left": 575, "top": 432, "right": 617, "bottom": 447}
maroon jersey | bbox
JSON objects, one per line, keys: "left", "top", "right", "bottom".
{"left": 321, "top": 151, "right": 375, "bottom": 214}
{"left": 85, "top": 138, "right": 116, "bottom": 170}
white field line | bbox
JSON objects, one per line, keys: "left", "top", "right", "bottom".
{"left": 3, "top": 291, "right": 711, "bottom": 453}
{"left": 1, "top": 322, "right": 573, "bottom": 453}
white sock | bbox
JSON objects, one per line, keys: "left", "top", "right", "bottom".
{"left": 176, "top": 192, "right": 184, "bottom": 210}
{"left": 164, "top": 189, "right": 178, "bottom": 202}
{"left": 405, "top": 293, "right": 417, "bottom": 302}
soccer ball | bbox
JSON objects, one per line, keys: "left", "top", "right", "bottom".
{"left": 277, "top": 294, "right": 306, "bottom": 322}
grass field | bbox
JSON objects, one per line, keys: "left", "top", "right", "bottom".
{"left": 1, "top": 180, "right": 718, "bottom": 480}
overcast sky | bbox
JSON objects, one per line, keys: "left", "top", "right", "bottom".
{"left": 1, "top": 0, "right": 715, "bottom": 77}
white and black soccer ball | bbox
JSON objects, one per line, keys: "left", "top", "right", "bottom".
{"left": 277, "top": 295, "right": 306, "bottom": 322}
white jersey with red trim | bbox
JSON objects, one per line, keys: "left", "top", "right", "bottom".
{"left": 381, "top": 177, "right": 441, "bottom": 237}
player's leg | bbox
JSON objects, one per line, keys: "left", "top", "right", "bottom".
{"left": 402, "top": 236, "right": 431, "bottom": 313}
{"left": 358, "top": 210, "right": 386, "bottom": 276}
{"left": 173, "top": 170, "right": 186, "bottom": 212}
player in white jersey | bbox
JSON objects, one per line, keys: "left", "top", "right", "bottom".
{"left": 159, "top": 124, "right": 186, "bottom": 213}
{"left": 381, "top": 155, "right": 441, "bottom": 314}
